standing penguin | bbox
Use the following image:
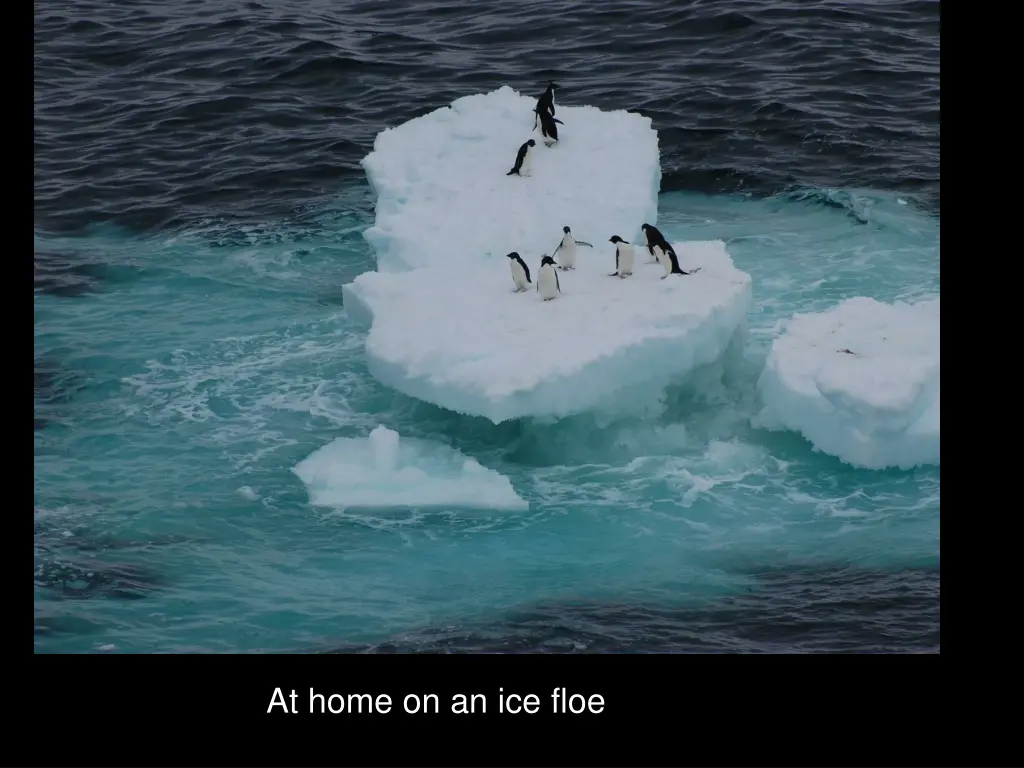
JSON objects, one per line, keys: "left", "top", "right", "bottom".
{"left": 640, "top": 223, "right": 670, "bottom": 263}
{"left": 537, "top": 254, "right": 561, "bottom": 300}
{"left": 507, "top": 139, "right": 537, "bottom": 177}
{"left": 552, "top": 226, "right": 592, "bottom": 270}
{"left": 608, "top": 236, "right": 635, "bottom": 278}
{"left": 537, "top": 109, "right": 564, "bottom": 146}
{"left": 654, "top": 243, "right": 701, "bottom": 279}
{"left": 507, "top": 251, "right": 531, "bottom": 292}
{"left": 533, "top": 81, "right": 558, "bottom": 129}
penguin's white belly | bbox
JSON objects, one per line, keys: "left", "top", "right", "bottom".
{"left": 654, "top": 245, "right": 671, "bottom": 274}
{"left": 617, "top": 244, "right": 635, "bottom": 275}
{"left": 537, "top": 265, "right": 559, "bottom": 300}
{"left": 510, "top": 260, "right": 529, "bottom": 291}
{"left": 521, "top": 148, "right": 534, "bottom": 175}
{"left": 560, "top": 239, "right": 577, "bottom": 267}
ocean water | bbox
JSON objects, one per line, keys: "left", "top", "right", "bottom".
{"left": 34, "top": 0, "right": 939, "bottom": 653}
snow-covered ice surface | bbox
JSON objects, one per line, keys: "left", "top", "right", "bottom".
{"left": 752, "top": 296, "right": 940, "bottom": 470}
{"left": 360, "top": 85, "right": 660, "bottom": 272}
{"left": 345, "top": 240, "right": 752, "bottom": 423}
{"left": 293, "top": 425, "right": 528, "bottom": 510}
{"left": 344, "top": 87, "right": 752, "bottom": 422}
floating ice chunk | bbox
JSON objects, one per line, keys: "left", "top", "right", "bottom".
{"left": 360, "top": 86, "right": 660, "bottom": 272}
{"left": 236, "top": 486, "right": 260, "bottom": 501}
{"left": 292, "top": 425, "right": 528, "bottom": 510}
{"left": 752, "top": 296, "right": 940, "bottom": 470}
{"left": 343, "top": 241, "right": 752, "bottom": 423}
{"left": 346, "top": 87, "right": 749, "bottom": 421}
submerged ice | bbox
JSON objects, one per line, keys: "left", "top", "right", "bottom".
{"left": 292, "top": 425, "right": 528, "bottom": 510}
{"left": 344, "top": 87, "right": 752, "bottom": 422}
{"left": 753, "top": 296, "right": 940, "bottom": 470}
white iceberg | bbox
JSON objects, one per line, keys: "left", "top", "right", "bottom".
{"left": 292, "top": 425, "right": 528, "bottom": 510}
{"left": 752, "top": 296, "right": 940, "bottom": 470}
{"left": 343, "top": 86, "right": 752, "bottom": 422}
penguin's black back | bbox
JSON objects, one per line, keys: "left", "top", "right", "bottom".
{"left": 508, "top": 141, "right": 530, "bottom": 174}
{"left": 516, "top": 254, "right": 531, "bottom": 282}
{"left": 645, "top": 224, "right": 666, "bottom": 243}
{"left": 647, "top": 226, "right": 676, "bottom": 258}
{"left": 536, "top": 83, "right": 555, "bottom": 115}
{"left": 539, "top": 110, "right": 559, "bottom": 140}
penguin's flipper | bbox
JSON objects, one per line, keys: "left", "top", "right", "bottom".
{"left": 554, "top": 270, "right": 560, "bottom": 292}
{"left": 575, "top": 241, "right": 593, "bottom": 248}
{"left": 552, "top": 242, "right": 562, "bottom": 256}
{"left": 554, "top": 118, "right": 564, "bottom": 125}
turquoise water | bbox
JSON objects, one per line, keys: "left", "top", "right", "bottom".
{"left": 34, "top": 188, "right": 940, "bottom": 653}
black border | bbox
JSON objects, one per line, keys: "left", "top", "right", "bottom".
{"left": 38, "top": 656, "right": 951, "bottom": 767}
{"left": 30, "top": 2, "right": 1003, "bottom": 767}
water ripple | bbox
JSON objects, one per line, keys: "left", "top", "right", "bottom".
{"left": 35, "top": 0, "right": 938, "bottom": 234}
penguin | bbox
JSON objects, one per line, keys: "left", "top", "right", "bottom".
{"left": 507, "top": 251, "right": 531, "bottom": 292}
{"left": 533, "top": 81, "right": 558, "bottom": 128}
{"left": 608, "top": 236, "right": 635, "bottom": 278}
{"left": 551, "top": 226, "right": 592, "bottom": 270}
{"left": 537, "top": 109, "right": 564, "bottom": 146}
{"left": 640, "top": 223, "right": 671, "bottom": 263}
{"left": 537, "top": 254, "right": 560, "bottom": 301}
{"left": 507, "top": 139, "right": 536, "bottom": 177}
{"left": 656, "top": 244, "right": 701, "bottom": 279}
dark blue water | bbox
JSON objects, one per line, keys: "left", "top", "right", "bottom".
{"left": 34, "top": 0, "right": 939, "bottom": 653}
